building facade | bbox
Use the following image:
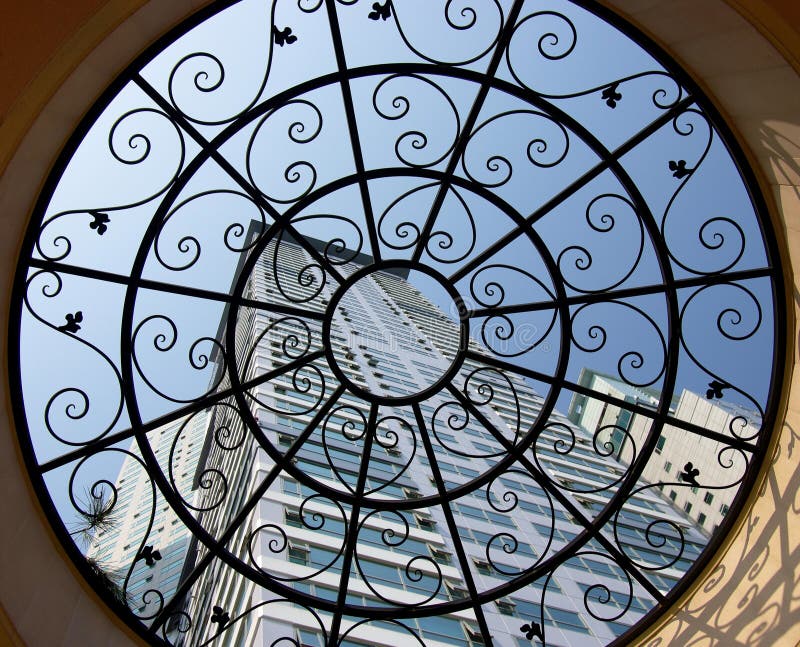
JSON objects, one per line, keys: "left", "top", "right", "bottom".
{"left": 568, "top": 369, "right": 758, "bottom": 534}
{"left": 88, "top": 415, "right": 208, "bottom": 623}
{"left": 140, "top": 238, "right": 709, "bottom": 647}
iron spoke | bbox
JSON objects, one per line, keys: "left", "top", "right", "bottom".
{"left": 448, "top": 95, "right": 695, "bottom": 286}
{"left": 325, "top": 0, "right": 382, "bottom": 264}
{"left": 410, "top": 0, "right": 526, "bottom": 264}
{"left": 38, "top": 349, "right": 326, "bottom": 474}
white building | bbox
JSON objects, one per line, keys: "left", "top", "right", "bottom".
{"left": 568, "top": 369, "right": 758, "bottom": 534}
{"left": 164, "top": 239, "right": 709, "bottom": 647}
{"left": 88, "top": 414, "right": 207, "bottom": 621}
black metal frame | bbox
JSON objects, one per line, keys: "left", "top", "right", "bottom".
{"left": 8, "top": 1, "right": 787, "bottom": 646}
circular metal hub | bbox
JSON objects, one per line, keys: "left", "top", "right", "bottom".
{"left": 324, "top": 262, "right": 467, "bottom": 403}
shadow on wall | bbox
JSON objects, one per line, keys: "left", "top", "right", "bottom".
{"left": 759, "top": 121, "right": 800, "bottom": 274}
{"left": 644, "top": 419, "right": 800, "bottom": 646}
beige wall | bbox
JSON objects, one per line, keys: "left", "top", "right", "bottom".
{"left": 0, "top": 0, "right": 798, "bottom": 645}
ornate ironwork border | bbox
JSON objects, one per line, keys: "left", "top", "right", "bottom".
{"left": 8, "top": 1, "right": 786, "bottom": 646}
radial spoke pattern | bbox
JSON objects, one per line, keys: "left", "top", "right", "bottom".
{"left": 9, "top": 1, "right": 785, "bottom": 647}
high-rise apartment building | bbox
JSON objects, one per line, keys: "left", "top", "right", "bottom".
{"left": 566, "top": 371, "right": 662, "bottom": 456}
{"left": 131, "top": 237, "right": 709, "bottom": 647}
{"left": 88, "top": 414, "right": 207, "bottom": 620}
{"left": 567, "top": 369, "right": 758, "bottom": 535}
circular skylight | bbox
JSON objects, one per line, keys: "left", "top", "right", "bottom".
{"left": 9, "top": 1, "right": 785, "bottom": 646}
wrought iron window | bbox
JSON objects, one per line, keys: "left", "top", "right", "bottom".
{"left": 9, "top": 1, "right": 785, "bottom": 646}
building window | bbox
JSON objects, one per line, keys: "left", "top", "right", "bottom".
{"left": 402, "top": 487, "right": 422, "bottom": 500}
{"left": 288, "top": 544, "right": 309, "bottom": 566}
{"left": 495, "top": 599, "right": 517, "bottom": 616}
{"left": 429, "top": 547, "right": 453, "bottom": 565}
{"left": 655, "top": 435, "right": 666, "bottom": 454}
{"left": 414, "top": 513, "right": 437, "bottom": 531}
{"left": 446, "top": 582, "right": 469, "bottom": 600}
{"left": 463, "top": 623, "right": 485, "bottom": 646}
{"left": 704, "top": 492, "right": 714, "bottom": 505}
{"left": 472, "top": 558, "right": 492, "bottom": 576}
{"left": 285, "top": 509, "right": 303, "bottom": 528}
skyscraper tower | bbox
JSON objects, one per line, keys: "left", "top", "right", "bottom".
{"left": 161, "top": 236, "right": 709, "bottom": 647}
{"left": 568, "top": 369, "right": 758, "bottom": 536}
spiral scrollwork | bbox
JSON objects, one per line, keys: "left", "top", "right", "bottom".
{"left": 463, "top": 365, "right": 522, "bottom": 444}
{"left": 248, "top": 494, "right": 347, "bottom": 582}
{"left": 470, "top": 264, "right": 556, "bottom": 309}
{"left": 165, "top": 0, "right": 301, "bottom": 126}
{"left": 571, "top": 300, "right": 667, "bottom": 387}
{"left": 246, "top": 99, "right": 323, "bottom": 204}
{"left": 242, "top": 316, "right": 315, "bottom": 376}
{"left": 390, "top": 0, "right": 503, "bottom": 65}
{"left": 373, "top": 73, "right": 460, "bottom": 169}
{"left": 248, "top": 361, "right": 325, "bottom": 419}
{"left": 506, "top": 9, "right": 683, "bottom": 113}
{"left": 321, "top": 404, "right": 368, "bottom": 492}
{"left": 166, "top": 403, "right": 244, "bottom": 512}
{"left": 679, "top": 282, "right": 765, "bottom": 439}
{"left": 468, "top": 263, "right": 559, "bottom": 357}
{"left": 158, "top": 611, "right": 191, "bottom": 646}
{"left": 556, "top": 193, "right": 645, "bottom": 294}
{"left": 354, "top": 509, "right": 443, "bottom": 606}
{"left": 626, "top": 514, "right": 685, "bottom": 572}
{"left": 271, "top": 227, "right": 328, "bottom": 304}
{"left": 430, "top": 399, "right": 479, "bottom": 458}
{"left": 36, "top": 106, "right": 186, "bottom": 262}
{"left": 506, "top": 10, "right": 577, "bottom": 78}
{"left": 69, "top": 449, "right": 162, "bottom": 619}
{"left": 482, "top": 471, "right": 554, "bottom": 574}
{"left": 202, "top": 598, "right": 328, "bottom": 647}
{"left": 377, "top": 182, "right": 432, "bottom": 252}
{"left": 132, "top": 314, "right": 227, "bottom": 404}
{"left": 24, "top": 271, "right": 124, "bottom": 446}
{"left": 658, "top": 109, "right": 743, "bottom": 278}
{"left": 153, "top": 190, "right": 267, "bottom": 272}
{"left": 292, "top": 214, "right": 365, "bottom": 265}
{"left": 366, "top": 414, "right": 417, "bottom": 495}
{"left": 462, "top": 110, "right": 571, "bottom": 188}
{"left": 533, "top": 421, "right": 635, "bottom": 493}
{"left": 580, "top": 564, "right": 634, "bottom": 623}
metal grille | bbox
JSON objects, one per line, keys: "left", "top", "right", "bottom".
{"left": 9, "top": 1, "right": 786, "bottom": 646}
